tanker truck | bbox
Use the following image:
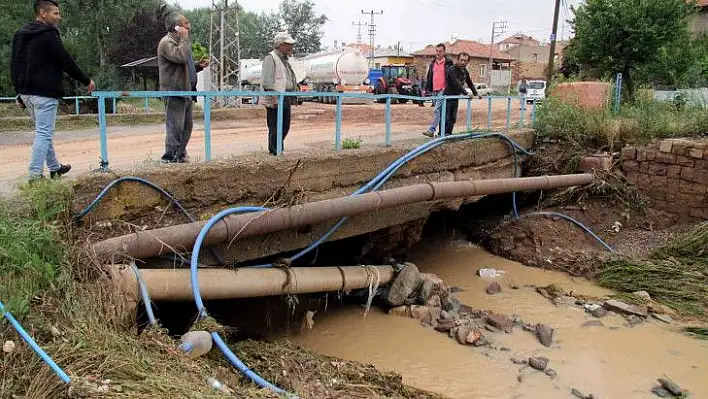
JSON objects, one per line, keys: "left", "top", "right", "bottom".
{"left": 238, "top": 58, "right": 308, "bottom": 104}
{"left": 301, "top": 50, "right": 371, "bottom": 104}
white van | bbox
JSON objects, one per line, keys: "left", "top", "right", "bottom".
{"left": 525, "top": 80, "right": 546, "bottom": 103}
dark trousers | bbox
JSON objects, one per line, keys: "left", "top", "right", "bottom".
{"left": 266, "top": 103, "right": 291, "bottom": 155}
{"left": 163, "top": 97, "right": 193, "bottom": 161}
{"left": 442, "top": 98, "right": 459, "bottom": 136}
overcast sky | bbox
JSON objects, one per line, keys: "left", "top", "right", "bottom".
{"left": 176, "top": 0, "right": 582, "bottom": 51}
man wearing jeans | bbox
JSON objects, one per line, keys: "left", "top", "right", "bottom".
{"left": 261, "top": 32, "right": 298, "bottom": 155}
{"left": 11, "top": 0, "right": 95, "bottom": 182}
{"left": 423, "top": 43, "right": 452, "bottom": 137}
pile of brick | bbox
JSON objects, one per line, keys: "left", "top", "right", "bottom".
{"left": 553, "top": 82, "right": 611, "bottom": 110}
{"left": 622, "top": 138, "right": 708, "bottom": 219}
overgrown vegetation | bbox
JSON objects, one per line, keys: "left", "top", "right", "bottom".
{"left": 534, "top": 94, "right": 708, "bottom": 150}
{"left": 598, "top": 222, "right": 708, "bottom": 318}
{"left": 0, "top": 181, "right": 438, "bottom": 398}
{"left": 342, "top": 137, "right": 362, "bottom": 150}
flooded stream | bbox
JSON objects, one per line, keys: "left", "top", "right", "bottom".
{"left": 293, "top": 238, "right": 708, "bottom": 398}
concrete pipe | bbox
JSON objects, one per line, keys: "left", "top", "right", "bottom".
{"left": 113, "top": 265, "right": 395, "bottom": 301}
{"left": 92, "top": 174, "right": 593, "bottom": 260}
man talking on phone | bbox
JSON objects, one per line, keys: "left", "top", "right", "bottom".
{"left": 157, "top": 13, "right": 209, "bottom": 163}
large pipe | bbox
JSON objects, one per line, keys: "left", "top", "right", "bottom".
{"left": 114, "top": 265, "right": 395, "bottom": 301}
{"left": 92, "top": 174, "right": 593, "bottom": 259}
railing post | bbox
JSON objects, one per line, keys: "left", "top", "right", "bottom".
{"left": 276, "top": 94, "right": 284, "bottom": 155}
{"left": 385, "top": 96, "right": 392, "bottom": 146}
{"left": 531, "top": 99, "right": 537, "bottom": 125}
{"left": 520, "top": 96, "right": 526, "bottom": 126}
{"left": 466, "top": 98, "right": 472, "bottom": 132}
{"left": 112, "top": 97, "right": 117, "bottom": 114}
{"left": 74, "top": 98, "right": 80, "bottom": 115}
{"left": 335, "top": 95, "right": 342, "bottom": 150}
{"left": 144, "top": 97, "right": 150, "bottom": 112}
{"left": 204, "top": 95, "right": 212, "bottom": 162}
{"left": 487, "top": 96, "right": 493, "bottom": 131}
{"left": 506, "top": 97, "right": 512, "bottom": 130}
{"left": 97, "top": 96, "right": 109, "bottom": 171}
{"left": 440, "top": 96, "right": 447, "bottom": 137}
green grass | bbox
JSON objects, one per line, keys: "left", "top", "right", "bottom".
{"left": 598, "top": 222, "right": 708, "bottom": 318}
{"left": 342, "top": 137, "right": 362, "bottom": 149}
{"left": 533, "top": 93, "right": 708, "bottom": 151}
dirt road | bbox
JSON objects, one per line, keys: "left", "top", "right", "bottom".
{"left": 0, "top": 101, "right": 531, "bottom": 193}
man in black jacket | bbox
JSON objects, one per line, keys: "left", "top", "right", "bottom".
{"left": 11, "top": 0, "right": 95, "bottom": 181}
{"left": 441, "top": 52, "right": 480, "bottom": 136}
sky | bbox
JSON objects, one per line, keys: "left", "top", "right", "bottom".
{"left": 176, "top": 0, "right": 583, "bottom": 52}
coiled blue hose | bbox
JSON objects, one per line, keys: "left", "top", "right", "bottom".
{"left": 0, "top": 300, "right": 71, "bottom": 384}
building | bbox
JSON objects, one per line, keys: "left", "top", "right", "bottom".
{"left": 413, "top": 39, "right": 514, "bottom": 89}
{"left": 496, "top": 33, "right": 540, "bottom": 52}
{"left": 371, "top": 48, "right": 415, "bottom": 68}
{"left": 497, "top": 33, "right": 568, "bottom": 82}
{"left": 691, "top": 0, "right": 708, "bottom": 36}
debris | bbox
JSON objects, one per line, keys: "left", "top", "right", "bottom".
{"left": 458, "top": 304, "right": 476, "bottom": 317}
{"left": 426, "top": 294, "right": 442, "bottom": 308}
{"left": 440, "top": 310, "right": 452, "bottom": 320}
{"left": 449, "top": 286, "right": 465, "bottom": 293}
{"left": 485, "top": 324, "right": 504, "bottom": 334}
{"left": 590, "top": 307, "right": 609, "bottom": 318}
{"left": 487, "top": 313, "right": 514, "bottom": 333}
{"left": 486, "top": 282, "right": 502, "bottom": 295}
{"left": 49, "top": 326, "right": 62, "bottom": 337}
{"left": 510, "top": 284, "right": 520, "bottom": 290}
{"left": 435, "top": 319, "right": 456, "bottom": 333}
{"left": 603, "top": 299, "right": 648, "bottom": 317}
{"left": 528, "top": 356, "right": 549, "bottom": 371}
{"left": 611, "top": 221, "right": 623, "bottom": 233}
{"left": 456, "top": 326, "right": 472, "bottom": 345}
{"left": 511, "top": 357, "right": 527, "bottom": 365}
{"left": 465, "top": 329, "right": 482, "bottom": 344}
{"left": 410, "top": 305, "right": 430, "bottom": 320}
{"left": 388, "top": 306, "right": 411, "bottom": 317}
{"left": 582, "top": 320, "right": 605, "bottom": 328}
{"left": 522, "top": 323, "right": 536, "bottom": 333}
{"left": 651, "top": 386, "right": 671, "bottom": 397}
{"left": 571, "top": 388, "right": 593, "bottom": 399}
{"left": 442, "top": 296, "right": 461, "bottom": 313}
{"left": 553, "top": 296, "right": 578, "bottom": 307}
{"left": 385, "top": 263, "right": 422, "bottom": 306}
{"left": 304, "top": 310, "right": 316, "bottom": 329}
{"left": 3, "top": 340, "right": 15, "bottom": 354}
{"left": 535, "top": 324, "right": 554, "bottom": 347}
{"left": 545, "top": 369, "right": 557, "bottom": 379}
{"left": 657, "top": 376, "right": 684, "bottom": 396}
{"left": 652, "top": 314, "right": 673, "bottom": 324}
{"left": 472, "top": 336, "right": 489, "bottom": 347}
{"left": 478, "top": 268, "right": 506, "bottom": 278}
{"left": 633, "top": 291, "right": 652, "bottom": 301}
{"left": 625, "top": 314, "right": 645, "bottom": 327}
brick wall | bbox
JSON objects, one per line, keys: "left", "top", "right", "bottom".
{"left": 622, "top": 138, "right": 708, "bottom": 219}
{"left": 553, "top": 82, "right": 611, "bottom": 110}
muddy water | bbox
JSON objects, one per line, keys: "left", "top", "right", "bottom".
{"left": 293, "top": 239, "right": 708, "bottom": 398}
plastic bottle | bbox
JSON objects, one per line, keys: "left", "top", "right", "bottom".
{"left": 178, "top": 330, "right": 213, "bottom": 359}
{"left": 207, "top": 377, "right": 232, "bottom": 394}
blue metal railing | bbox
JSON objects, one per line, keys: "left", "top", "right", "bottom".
{"left": 0, "top": 95, "right": 151, "bottom": 115}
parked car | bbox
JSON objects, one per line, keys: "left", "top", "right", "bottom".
{"left": 524, "top": 80, "right": 546, "bottom": 103}
{"left": 474, "top": 83, "right": 496, "bottom": 97}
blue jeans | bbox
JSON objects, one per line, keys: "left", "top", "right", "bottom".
{"left": 21, "top": 95, "right": 61, "bottom": 177}
{"left": 427, "top": 90, "right": 445, "bottom": 133}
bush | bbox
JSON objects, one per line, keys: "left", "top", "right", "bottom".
{"left": 342, "top": 137, "right": 362, "bottom": 149}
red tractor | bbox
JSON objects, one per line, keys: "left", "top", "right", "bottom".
{"left": 374, "top": 64, "right": 422, "bottom": 104}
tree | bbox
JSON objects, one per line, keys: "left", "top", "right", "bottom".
{"left": 571, "top": 0, "right": 695, "bottom": 98}
{"left": 279, "top": 0, "right": 327, "bottom": 55}
{"left": 108, "top": 2, "right": 170, "bottom": 68}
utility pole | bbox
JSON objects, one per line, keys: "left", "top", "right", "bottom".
{"left": 352, "top": 20, "right": 368, "bottom": 46}
{"left": 210, "top": 0, "right": 242, "bottom": 106}
{"left": 488, "top": 20, "right": 508, "bottom": 86}
{"left": 546, "top": 0, "right": 562, "bottom": 89}
{"left": 361, "top": 9, "right": 383, "bottom": 68}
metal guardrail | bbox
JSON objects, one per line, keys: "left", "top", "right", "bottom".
{"left": 5, "top": 90, "right": 539, "bottom": 171}
{"left": 0, "top": 95, "right": 151, "bottom": 115}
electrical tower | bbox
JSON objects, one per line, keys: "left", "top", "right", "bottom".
{"left": 352, "top": 20, "right": 368, "bottom": 46}
{"left": 361, "top": 10, "right": 383, "bottom": 68}
{"left": 488, "top": 20, "right": 508, "bottom": 86}
{"left": 210, "top": 0, "right": 242, "bottom": 107}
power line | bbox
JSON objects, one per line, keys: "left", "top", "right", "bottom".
{"left": 352, "top": 20, "right": 368, "bottom": 46}
{"left": 488, "top": 20, "right": 508, "bottom": 86}
{"left": 361, "top": 9, "right": 384, "bottom": 68}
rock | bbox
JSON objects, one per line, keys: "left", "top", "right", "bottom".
{"left": 388, "top": 306, "right": 411, "bottom": 317}
{"left": 465, "top": 328, "right": 482, "bottom": 344}
{"left": 418, "top": 280, "right": 435, "bottom": 304}
{"left": 652, "top": 314, "right": 673, "bottom": 324}
{"left": 590, "top": 307, "right": 609, "bottom": 318}
{"left": 486, "top": 312, "right": 514, "bottom": 333}
{"left": 510, "top": 285, "right": 520, "bottom": 290}
{"left": 485, "top": 324, "right": 503, "bottom": 334}
{"left": 582, "top": 320, "right": 605, "bottom": 328}
{"left": 633, "top": 291, "right": 652, "bottom": 301}
{"left": 385, "top": 263, "right": 422, "bottom": 306}
{"left": 429, "top": 307, "right": 442, "bottom": 322}
{"left": 528, "top": 356, "right": 549, "bottom": 371}
{"left": 651, "top": 386, "right": 671, "bottom": 397}
{"left": 435, "top": 319, "right": 456, "bottom": 333}
{"left": 517, "top": 374, "right": 525, "bottom": 383}
{"left": 458, "top": 304, "right": 475, "bottom": 317}
{"left": 3, "top": 340, "right": 15, "bottom": 354}
{"left": 552, "top": 296, "right": 578, "bottom": 307}
{"left": 658, "top": 377, "right": 683, "bottom": 396}
{"left": 545, "top": 369, "right": 557, "bottom": 379}
{"left": 486, "top": 282, "right": 502, "bottom": 295}
{"left": 535, "top": 324, "right": 554, "bottom": 347}
{"left": 625, "top": 314, "right": 645, "bottom": 327}
{"left": 648, "top": 302, "right": 678, "bottom": 318}
{"left": 603, "top": 299, "right": 648, "bottom": 317}
{"left": 426, "top": 294, "right": 442, "bottom": 308}
{"left": 511, "top": 358, "right": 527, "bottom": 365}
{"left": 410, "top": 305, "right": 430, "bottom": 320}
{"left": 442, "top": 296, "right": 461, "bottom": 313}
{"left": 571, "top": 388, "right": 591, "bottom": 399}
{"left": 522, "top": 323, "right": 536, "bottom": 333}
{"left": 473, "top": 336, "right": 489, "bottom": 347}
{"left": 440, "top": 310, "right": 452, "bottom": 320}
{"left": 513, "top": 316, "right": 524, "bottom": 327}
{"left": 449, "top": 286, "right": 465, "bottom": 293}
{"left": 421, "top": 311, "right": 433, "bottom": 325}
{"left": 456, "top": 325, "right": 472, "bottom": 345}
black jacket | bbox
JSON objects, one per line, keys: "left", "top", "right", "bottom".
{"left": 424, "top": 57, "right": 453, "bottom": 93}
{"left": 11, "top": 22, "right": 91, "bottom": 99}
{"left": 444, "top": 64, "right": 479, "bottom": 97}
